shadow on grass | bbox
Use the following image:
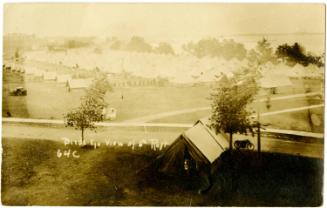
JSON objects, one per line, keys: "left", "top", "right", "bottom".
{"left": 1, "top": 138, "right": 323, "bottom": 206}
{"left": 205, "top": 150, "right": 323, "bottom": 206}
{"left": 137, "top": 149, "right": 323, "bottom": 206}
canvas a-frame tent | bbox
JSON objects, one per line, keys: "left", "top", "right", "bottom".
{"left": 259, "top": 69, "right": 293, "bottom": 94}
{"left": 66, "top": 78, "right": 93, "bottom": 91}
{"left": 154, "top": 119, "right": 229, "bottom": 176}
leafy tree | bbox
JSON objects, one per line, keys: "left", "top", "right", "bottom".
{"left": 233, "top": 42, "right": 247, "bottom": 61}
{"left": 193, "top": 38, "right": 220, "bottom": 58}
{"left": 182, "top": 38, "right": 247, "bottom": 60}
{"left": 220, "top": 39, "right": 244, "bottom": 61}
{"left": 126, "top": 36, "right": 152, "bottom": 52}
{"left": 182, "top": 41, "right": 196, "bottom": 54}
{"left": 154, "top": 42, "right": 175, "bottom": 55}
{"left": 110, "top": 39, "right": 122, "bottom": 50}
{"left": 248, "top": 38, "right": 277, "bottom": 65}
{"left": 65, "top": 39, "right": 91, "bottom": 49}
{"left": 87, "top": 73, "right": 112, "bottom": 100}
{"left": 275, "top": 42, "right": 324, "bottom": 67}
{"left": 65, "top": 100, "right": 102, "bottom": 143}
{"left": 210, "top": 70, "right": 258, "bottom": 151}
{"left": 65, "top": 74, "right": 111, "bottom": 143}
{"left": 306, "top": 52, "right": 324, "bottom": 67}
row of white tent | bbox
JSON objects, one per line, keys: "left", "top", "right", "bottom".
{"left": 25, "top": 49, "right": 324, "bottom": 84}
{"left": 5, "top": 62, "right": 93, "bottom": 89}
{"left": 259, "top": 62, "right": 324, "bottom": 80}
{"left": 258, "top": 62, "right": 323, "bottom": 89}
{"left": 195, "top": 61, "right": 324, "bottom": 87}
{"left": 24, "top": 49, "right": 248, "bottom": 83}
{"left": 10, "top": 49, "right": 325, "bottom": 88}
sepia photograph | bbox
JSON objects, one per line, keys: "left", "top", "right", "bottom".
{"left": 1, "top": 3, "right": 325, "bottom": 206}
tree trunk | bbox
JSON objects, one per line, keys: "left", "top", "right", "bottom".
{"left": 229, "top": 132, "right": 233, "bottom": 152}
{"left": 257, "top": 122, "right": 263, "bottom": 166}
{"left": 81, "top": 127, "right": 84, "bottom": 144}
{"left": 229, "top": 132, "right": 234, "bottom": 192}
{"left": 257, "top": 122, "right": 261, "bottom": 155}
{"left": 257, "top": 111, "right": 261, "bottom": 157}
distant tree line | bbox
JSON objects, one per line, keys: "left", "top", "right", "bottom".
{"left": 65, "top": 39, "right": 93, "bottom": 49}
{"left": 47, "top": 38, "right": 94, "bottom": 51}
{"left": 47, "top": 34, "right": 324, "bottom": 68}
{"left": 109, "top": 36, "right": 175, "bottom": 55}
{"left": 182, "top": 38, "right": 247, "bottom": 60}
{"left": 249, "top": 39, "right": 324, "bottom": 67}
{"left": 182, "top": 37, "right": 324, "bottom": 67}
{"left": 247, "top": 38, "right": 277, "bottom": 65}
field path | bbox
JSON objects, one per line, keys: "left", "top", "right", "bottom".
{"left": 123, "top": 107, "right": 210, "bottom": 123}
{"left": 124, "top": 94, "right": 323, "bottom": 123}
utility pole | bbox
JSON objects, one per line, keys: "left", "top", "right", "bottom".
{"left": 257, "top": 111, "right": 261, "bottom": 156}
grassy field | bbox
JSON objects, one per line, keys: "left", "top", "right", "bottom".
{"left": 2, "top": 71, "right": 324, "bottom": 132}
{"left": 152, "top": 107, "right": 324, "bottom": 133}
{"left": 1, "top": 138, "right": 323, "bottom": 206}
{"left": 2, "top": 72, "right": 30, "bottom": 118}
{"left": 152, "top": 95, "right": 324, "bottom": 133}
{"left": 3, "top": 71, "right": 212, "bottom": 120}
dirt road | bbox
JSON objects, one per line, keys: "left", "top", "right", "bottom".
{"left": 2, "top": 122, "right": 323, "bottom": 159}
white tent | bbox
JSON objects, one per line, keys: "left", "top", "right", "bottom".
{"left": 25, "top": 67, "right": 36, "bottom": 75}
{"left": 43, "top": 72, "right": 57, "bottom": 80}
{"left": 290, "top": 64, "right": 324, "bottom": 79}
{"left": 67, "top": 78, "right": 92, "bottom": 91}
{"left": 184, "top": 121, "right": 228, "bottom": 163}
{"left": 102, "top": 107, "right": 117, "bottom": 120}
{"left": 57, "top": 74, "right": 72, "bottom": 83}
{"left": 259, "top": 72, "right": 293, "bottom": 89}
{"left": 33, "top": 70, "right": 43, "bottom": 77}
{"left": 259, "top": 63, "right": 293, "bottom": 89}
{"left": 155, "top": 118, "right": 229, "bottom": 176}
{"left": 305, "top": 64, "right": 324, "bottom": 79}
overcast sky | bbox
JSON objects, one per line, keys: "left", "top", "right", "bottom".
{"left": 4, "top": 3, "right": 325, "bottom": 40}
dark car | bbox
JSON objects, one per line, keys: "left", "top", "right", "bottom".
{"left": 234, "top": 139, "right": 254, "bottom": 150}
{"left": 10, "top": 87, "right": 27, "bottom": 96}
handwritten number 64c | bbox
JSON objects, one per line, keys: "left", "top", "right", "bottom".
{"left": 57, "top": 149, "right": 80, "bottom": 158}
